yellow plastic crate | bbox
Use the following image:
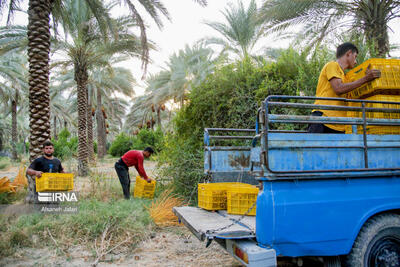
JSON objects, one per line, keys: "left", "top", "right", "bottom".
{"left": 36, "top": 173, "right": 74, "bottom": 192}
{"left": 227, "top": 186, "right": 259, "bottom": 216}
{"left": 134, "top": 176, "right": 156, "bottom": 199}
{"left": 197, "top": 182, "right": 253, "bottom": 211}
{"left": 344, "top": 58, "right": 400, "bottom": 99}
{"left": 345, "top": 125, "right": 400, "bottom": 135}
{"left": 346, "top": 95, "right": 400, "bottom": 135}
{"left": 347, "top": 95, "right": 400, "bottom": 119}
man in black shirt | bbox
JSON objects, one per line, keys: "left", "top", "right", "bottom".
{"left": 26, "top": 140, "right": 64, "bottom": 203}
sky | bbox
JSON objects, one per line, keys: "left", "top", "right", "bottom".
{"left": 118, "top": 0, "right": 272, "bottom": 96}
{"left": 117, "top": 0, "right": 400, "bottom": 96}
{"left": 2, "top": 0, "right": 400, "bottom": 97}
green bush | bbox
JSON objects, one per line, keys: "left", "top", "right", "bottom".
{"left": 108, "top": 133, "right": 133, "bottom": 157}
{"left": 157, "top": 133, "right": 203, "bottom": 203}
{"left": 52, "top": 128, "right": 79, "bottom": 160}
{"left": 132, "top": 128, "right": 164, "bottom": 152}
{"left": 175, "top": 58, "right": 265, "bottom": 145}
{"left": 158, "top": 49, "right": 335, "bottom": 198}
{"left": 159, "top": 58, "right": 266, "bottom": 200}
{"left": 109, "top": 128, "right": 164, "bottom": 157}
{"left": 255, "top": 47, "right": 333, "bottom": 101}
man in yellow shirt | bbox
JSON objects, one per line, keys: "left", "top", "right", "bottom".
{"left": 309, "top": 42, "right": 381, "bottom": 133}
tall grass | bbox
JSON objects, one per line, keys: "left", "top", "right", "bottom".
{"left": 0, "top": 198, "right": 153, "bottom": 257}
{"left": 0, "top": 156, "right": 10, "bottom": 170}
{"left": 0, "top": 166, "right": 157, "bottom": 259}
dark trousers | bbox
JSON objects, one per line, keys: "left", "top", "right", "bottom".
{"left": 307, "top": 111, "right": 345, "bottom": 134}
{"left": 115, "top": 159, "right": 131, "bottom": 199}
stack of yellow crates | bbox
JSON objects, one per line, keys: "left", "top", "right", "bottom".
{"left": 197, "top": 182, "right": 259, "bottom": 216}
{"left": 345, "top": 58, "right": 400, "bottom": 134}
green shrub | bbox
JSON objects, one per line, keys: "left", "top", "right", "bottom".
{"left": 108, "top": 133, "right": 133, "bottom": 157}
{"left": 255, "top": 47, "right": 333, "bottom": 101}
{"left": 157, "top": 133, "right": 203, "bottom": 203}
{"left": 132, "top": 128, "right": 164, "bottom": 152}
{"left": 52, "top": 128, "right": 79, "bottom": 160}
{"left": 158, "top": 50, "right": 333, "bottom": 198}
{"left": 158, "top": 58, "right": 266, "bottom": 200}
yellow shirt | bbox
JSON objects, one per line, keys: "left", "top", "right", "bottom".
{"left": 314, "top": 61, "right": 346, "bottom": 132}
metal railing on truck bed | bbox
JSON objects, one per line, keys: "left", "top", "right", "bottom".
{"left": 254, "top": 95, "right": 400, "bottom": 179}
{"left": 204, "top": 128, "right": 259, "bottom": 185}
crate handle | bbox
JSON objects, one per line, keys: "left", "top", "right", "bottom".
{"left": 354, "top": 68, "right": 363, "bottom": 74}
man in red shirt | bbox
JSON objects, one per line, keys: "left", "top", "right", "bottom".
{"left": 114, "top": 147, "right": 154, "bottom": 199}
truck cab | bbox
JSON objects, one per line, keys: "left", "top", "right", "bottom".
{"left": 174, "top": 95, "right": 400, "bottom": 266}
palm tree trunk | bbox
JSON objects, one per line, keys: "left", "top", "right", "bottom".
{"left": 87, "top": 90, "right": 95, "bottom": 163}
{"left": 96, "top": 87, "right": 105, "bottom": 159}
{"left": 27, "top": 0, "right": 52, "bottom": 162}
{"left": 157, "top": 107, "right": 162, "bottom": 129}
{"left": 366, "top": 24, "right": 389, "bottom": 57}
{"left": 75, "top": 65, "right": 89, "bottom": 176}
{"left": 102, "top": 117, "right": 107, "bottom": 156}
{"left": 53, "top": 115, "right": 58, "bottom": 140}
{"left": 358, "top": 0, "right": 391, "bottom": 57}
{"left": 11, "top": 95, "right": 18, "bottom": 161}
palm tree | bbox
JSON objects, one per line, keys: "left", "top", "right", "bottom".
{"left": 166, "top": 43, "right": 217, "bottom": 108}
{"left": 0, "top": 112, "right": 11, "bottom": 152}
{"left": 204, "top": 0, "right": 263, "bottom": 58}
{"left": 25, "top": 0, "right": 53, "bottom": 161}
{"left": 143, "top": 71, "right": 172, "bottom": 128}
{"left": 0, "top": 0, "right": 207, "bottom": 164}
{"left": 258, "top": 0, "right": 400, "bottom": 57}
{"left": 125, "top": 94, "right": 154, "bottom": 131}
{"left": 125, "top": 43, "right": 217, "bottom": 131}
{"left": 0, "top": 0, "right": 112, "bottom": 162}
{"left": 51, "top": 0, "right": 144, "bottom": 175}
{"left": 0, "top": 52, "right": 28, "bottom": 160}
{"left": 49, "top": 84, "right": 74, "bottom": 140}
{"left": 92, "top": 66, "right": 135, "bottom": 159}
{"left": 115, "top": 0, "right": 208, "bottom": 74}
{"left": 52, "top": 58, "right": 135, "bottom": 160}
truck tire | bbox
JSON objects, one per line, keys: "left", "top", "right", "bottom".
{"left": 345, "top": 213, "right": 400, "bottom": 267}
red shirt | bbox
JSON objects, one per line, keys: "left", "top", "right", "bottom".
{"left": 121, "top": 150, "right": 148, "bottom": 179}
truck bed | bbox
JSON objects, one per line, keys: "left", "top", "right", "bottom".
{"left": 173, "top": 206, "right": 256, "bottom": 241}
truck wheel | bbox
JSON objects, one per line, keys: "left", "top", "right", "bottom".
{"left": 345, "top": 213, "right": 400, "bottom": 267}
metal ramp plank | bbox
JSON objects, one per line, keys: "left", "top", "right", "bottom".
{"left": 173, "top": 206, "right": 255, "bottom": 241}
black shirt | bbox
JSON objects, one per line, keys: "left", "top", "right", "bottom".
{"left": 28, "top": 156, "right": 64, "bottom": 173}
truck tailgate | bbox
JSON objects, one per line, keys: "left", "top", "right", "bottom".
{"left": 173, "top": 206, "right": 255, "bottom": 241}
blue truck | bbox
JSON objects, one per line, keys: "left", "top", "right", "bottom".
{"left": 173, "top": 95, "right": 400, "bottom": 267}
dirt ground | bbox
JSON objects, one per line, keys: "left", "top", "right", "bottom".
{"left": 0, "top": 160, "right": 244, "bottom": 267}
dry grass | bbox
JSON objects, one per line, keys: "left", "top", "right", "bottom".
{"left": 148, "top": 189, "right": 186, "bottom": 227}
